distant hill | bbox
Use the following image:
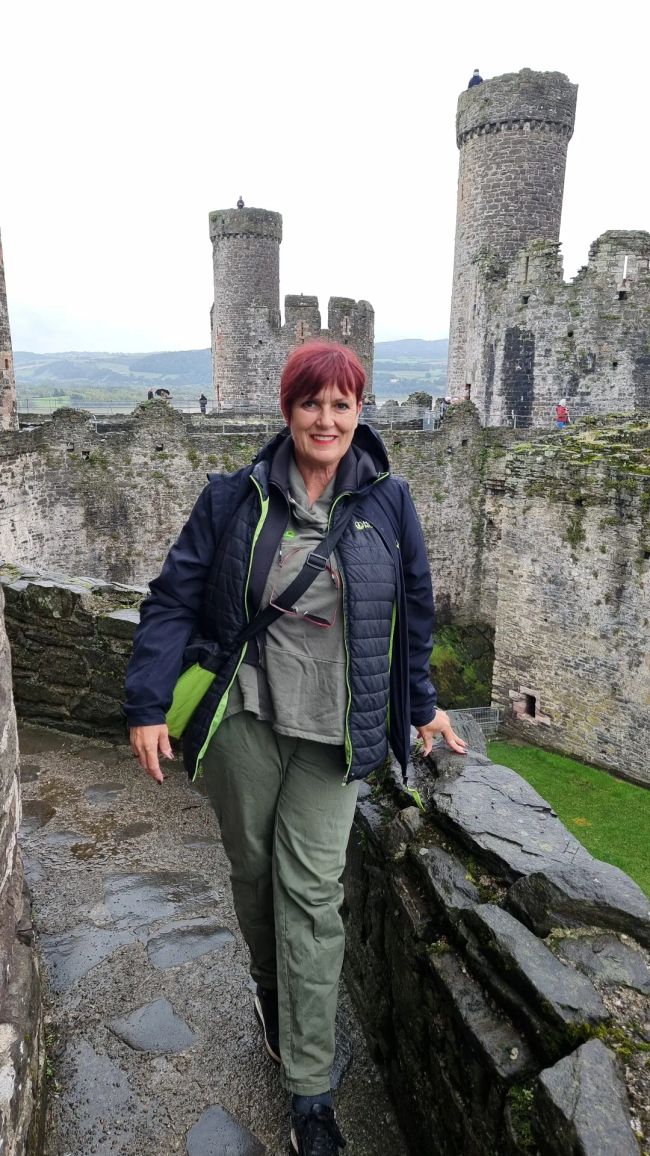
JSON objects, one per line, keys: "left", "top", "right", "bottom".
{"left": 375, "top": 338, "right": 448, "bottom": 361}
{"left": 127, "top": 349, "right": 212, "bottom": 381}
{"left": 373, "top": 338, "right": 448, "bottom": 399}
{"left": 14, "top": 339, "right": 448, "bottom": 406}
{"left": 15, "top": 349, "right": 213, "bottom": 392}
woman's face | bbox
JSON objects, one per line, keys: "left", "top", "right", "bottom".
{"left": 289, "top": 384, "right": 362, "bottom": 474}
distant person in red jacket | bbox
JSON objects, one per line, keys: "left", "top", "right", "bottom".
{"left": 555, "top": 399, "right": 570, "bottom": 428}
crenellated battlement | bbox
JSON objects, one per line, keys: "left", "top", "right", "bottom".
{"left": 208, "top": 206, "right": 283, "bottom": 242}
{"left": 455, "top": 69, "right": 577, "bottom": 144}
{"left": 457, "top": 118, "right": 574, "bottom": 147}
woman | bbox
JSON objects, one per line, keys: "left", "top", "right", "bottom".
{"left": 124, "top": 342, "right": 466, "bottom": 1156}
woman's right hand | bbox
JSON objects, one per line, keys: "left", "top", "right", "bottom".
{"left": 129, "top": 724, "right": 174, "bottom": 784}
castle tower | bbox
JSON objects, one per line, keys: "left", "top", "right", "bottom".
{"left": 447, "top": 69, "right": 577, "bottom": 396}
{"left": 0, "top": 231, "right": 18, "bottom": 431}
{"left": 209, "top": 206, "right": 282, "bottom": 408}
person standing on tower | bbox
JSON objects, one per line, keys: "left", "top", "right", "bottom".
{"left": 198, "top": 393, "right": 208, "bottom": 415}
{"left": 468, "top": 69, "right": 483, "bottom": 88}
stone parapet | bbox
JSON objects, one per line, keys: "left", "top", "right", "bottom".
{"left": 343, "top": 713, "right": 648, "bottom": 1156}
{"left": 208, "top": 207, "right": 283, "bottom": 242}
{"left": 0, "top": 566, "right": 142, "bottom": 740}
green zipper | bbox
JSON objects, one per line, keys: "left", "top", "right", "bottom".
{"left": 325, "top": 491, "right": 355, "bottom": 783}
{"left": 386, "top": 600, "right": 397, "bottom": 734}
{"left": 192, "top": 477, "right": 269, "bottom": 781}
{"left": 337, "top": 473, "right": 390, "bottom": 785}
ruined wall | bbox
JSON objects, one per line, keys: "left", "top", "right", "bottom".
{"left": 0, "top": 404, "right": 498, "bottom": 622}
{"left": 0, "top": 586, "right": 46, "bottom": 1154}
{"left": 344, "top": 719, "right": 649, "bottom": 1156}
{"left": 0, "top": 404, "right": 264, "bottom": 585}
{"left": 471, "top": 231, "right": 650, "bottom": 427}
{"left": 492, "top": 420, "right": 650, "bottom": 785}
{"left": 0, "top": 230, "right": 18, "bottom": 432}
{"left": 1, "top": 567, "right": 140, "bottom": 739}
{"left": 448, "top": 70, "right": 577, "bottom": 394}
{"left": 209, "top": 205, "right": 374, "bottom": 407}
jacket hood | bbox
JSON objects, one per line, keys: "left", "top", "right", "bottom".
{"left": 252, "top": 422, "right": 391, "bottom": 493}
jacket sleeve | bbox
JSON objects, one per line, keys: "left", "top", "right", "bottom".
{"left": 123, "top": 483, "right": 219, "bottom": 727}
{"left": 399, "top": 483, "right": 437, "bottom": 727}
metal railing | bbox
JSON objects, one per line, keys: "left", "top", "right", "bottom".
{"left": 448, "top": 706, "right": 501, "bottom": 738}
{"left": 16, "top": 396, "right": 440, "bottom": 428}
{"left": 16, "top": 396, "right": 211, "bottom": 417}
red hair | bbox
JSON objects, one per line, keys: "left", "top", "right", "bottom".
{"left": 279, "top": 342, "right": 366, "bottom": 420}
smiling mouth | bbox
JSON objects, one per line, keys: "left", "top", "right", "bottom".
{"left": 311, "top": 435, "right": 337, "bottom": 442}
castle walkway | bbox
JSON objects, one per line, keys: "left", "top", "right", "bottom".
{"left": 18, "top": 723, "right": 409, "bottom": 1156}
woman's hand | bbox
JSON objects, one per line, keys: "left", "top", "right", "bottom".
{"left": 416, "top": 711, "right": 468, "bottom": 757}
{"left": 129, "top": 724, "right": 174, "bottom": 784}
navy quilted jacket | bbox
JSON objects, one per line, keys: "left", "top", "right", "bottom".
{"left": 123, "top": 425, "right": 437, "bottom": 782}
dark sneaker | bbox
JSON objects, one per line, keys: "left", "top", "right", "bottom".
{"left": 254, "top": 984, "right": 281, "bottom": 1064}
{"left": 290, "top": 1104, "right": 346, "bottom": 1155}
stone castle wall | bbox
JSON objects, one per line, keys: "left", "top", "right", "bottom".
{"left": 0, "top": 403, "right": 504, "bottom": 623}
{"left": 0, "top": 230, "right": 18, "bottom": 432}
{"left": 468, "top": 230, "right": 650, "bottom": 427}
{"left": 448, "top": 70, "right": 577, "bottom": 394}
{"left": 0, "top": 586, "right": 46, "bottom": 1154}
{"left": 491, "top": 419, "right": 650, "bottom": 785}
{"left": 209, "top": 206, "right": 374, "bottom": 407}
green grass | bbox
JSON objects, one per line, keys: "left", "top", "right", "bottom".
{"left": 487, "top": 741, "right": 650, "bottom": 896}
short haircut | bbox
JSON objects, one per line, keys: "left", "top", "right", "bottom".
{"left": 280, "top": 342, "right": 366, "bottom": 420}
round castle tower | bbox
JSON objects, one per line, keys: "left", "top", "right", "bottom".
{"left": 0, "top": 231, "right": 18, "bottom": 432}
{"left": 209, "top": 206, "right": 282, "bottom": 408}
{"left": 447, "top": 69, "right": 577, "bottom": 394}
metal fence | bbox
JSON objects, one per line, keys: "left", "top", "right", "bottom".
{"left": 16, "top": 396, "right": 439, "bottom": 428}
{"left": 449, "top": 706, "right": 502, "bottom": 738}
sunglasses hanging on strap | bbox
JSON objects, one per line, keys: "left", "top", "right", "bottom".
{"left": 166, "top": 494, "right": 364, "bottom": 738}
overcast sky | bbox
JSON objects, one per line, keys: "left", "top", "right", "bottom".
{"left": 2, "top": 0, "right": 648, "bottom": 353}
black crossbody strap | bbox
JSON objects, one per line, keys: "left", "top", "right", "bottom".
{"left": 235, "top": 494, "right": 362, "bottom": 645}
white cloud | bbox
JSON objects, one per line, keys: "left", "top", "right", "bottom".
{"left": 2, "top": 0, "right": 648, "bottom": 351}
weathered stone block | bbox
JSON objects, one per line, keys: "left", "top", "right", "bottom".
{"left": 409, "top": 843, "right": 480, "bottom": 921}
{"left": 37, "top": 647, "right": 88, "bottom": 687}
{"left": 532, "top": 1039, "right": 640, "bottom": 1155}
{"left": 507, "top": 865, "right": 650, "bottom": 948}
{"left": 74, "top": 693, "right": 124, "bottom": 726}
{"left": 97, "top": 609, "right": 139, "bottom": 639}
{"left": 13, "top": 680, "right": 72, "bottom": 708}
{"left": 552, "top": 933, "right": 650, "bottom": 995}
{"left": 428, "top": 948, "right": 534, "bottom": 1083}
{"left": 459, "top": 905, "right": 609, "bottom": 1046}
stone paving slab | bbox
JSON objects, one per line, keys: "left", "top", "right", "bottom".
{"left": 18, "top": 724, "right": 410, "bottom": 1156}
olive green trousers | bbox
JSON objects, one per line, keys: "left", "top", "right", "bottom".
{"left": 202, "top": 710, "right": 359, "bottom": 1095}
